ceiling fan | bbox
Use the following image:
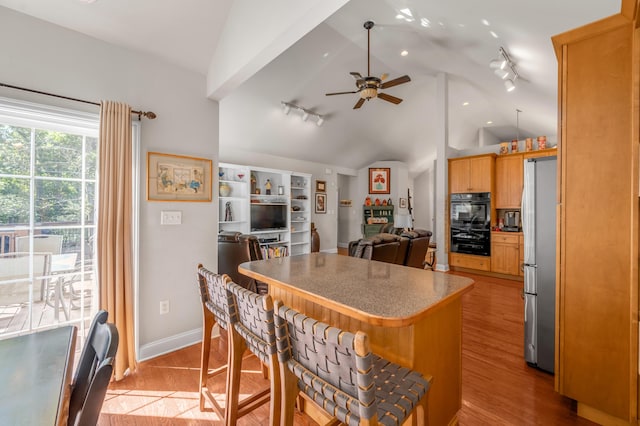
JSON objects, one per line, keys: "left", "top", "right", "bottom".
{"left": 326, "top": 20, "right": 411, "bottom": 109}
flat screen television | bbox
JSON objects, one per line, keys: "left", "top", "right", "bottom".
{"left": 251, "top": 204, "right": 287, "bottom": 231}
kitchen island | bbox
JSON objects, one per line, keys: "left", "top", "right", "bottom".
{"left": 240, "top": 252, "right": 474, "bottom": 425}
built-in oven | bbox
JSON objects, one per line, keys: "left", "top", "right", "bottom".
{"left": 450, "top": 192, "right": 491, "bottom": 256}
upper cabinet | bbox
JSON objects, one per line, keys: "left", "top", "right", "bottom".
{"left": 495, "top": 154, "right": 523, "bottom": 209}
{"left": 448, "top": 154, "right": 495, "bottom": 193}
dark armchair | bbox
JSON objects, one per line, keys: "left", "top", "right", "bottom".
{"left": 351, "top": 233, "right": 404, "bottom": 264}
{"left": 218, "top": 231, "right": 267, "bottom": 294}
{"left": 401, "top": 229, "right": 433, "bottom": 268}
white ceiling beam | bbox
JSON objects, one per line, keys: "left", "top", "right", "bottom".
{"left": 206, "top": 0, "right": 349, "bottom": 101}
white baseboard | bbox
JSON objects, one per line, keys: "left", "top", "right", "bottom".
{"left": 138, "top": 325, "right": 220, "bottom": 362}
{"left": 321, "top": 248, "right": 338, "bottom": 254}
{"left": 337, "top": 242, "right": 349, "bottom": 248}
{"left": 435, "top": 263, "right": 450, "bottom": 272}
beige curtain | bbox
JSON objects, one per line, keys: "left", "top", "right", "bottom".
{"left": 98, "top": 101, "right": 136, "bottom": 380}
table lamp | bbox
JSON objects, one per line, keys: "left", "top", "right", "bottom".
{"left": 394, "top": 213, "right": 413, "bottom": 232}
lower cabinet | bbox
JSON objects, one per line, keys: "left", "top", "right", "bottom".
{"left": 491, "top": 232, "right": 520, "bottom": 275}
{"left": 449, "top": 253, "right": 490, "bottom": 271}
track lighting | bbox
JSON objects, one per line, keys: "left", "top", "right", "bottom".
{"left": 505, "top": 79, "right": 516, "bottom": 92}
{"left": 281, "top": 101, "right": 325, "bottom": 126}
{"left": 489, "top": 47, "right": 519, "bottom": 92}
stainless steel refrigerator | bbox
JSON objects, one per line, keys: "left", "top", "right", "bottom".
{"left": 522, "top": 156, "right": 557, "bottom": 373}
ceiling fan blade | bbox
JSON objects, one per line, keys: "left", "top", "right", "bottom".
{"left": 353, "top": 98, "right": 365, "bottom": 109}
{"left": 380, "top": 75, "right": 411, "bottom": 89}
{"left": 378, "top": 92, "right": 403, "bottom": 104}
{"left": 350, "top": 72, "right": 363, "bottom": 79}
{"left": 326, "top": 91, "right": 359, "bottom": 96}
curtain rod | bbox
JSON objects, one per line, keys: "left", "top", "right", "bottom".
{"left": 0, "top": 82, "right": 157, "bottom": 120}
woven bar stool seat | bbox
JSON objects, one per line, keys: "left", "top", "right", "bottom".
{"left": 225, "top": 280, "right": 280, "bottom": 426}
{"left": 196, "top": 264, "right": 271, "bottom": 424}
{"left": 274, "top": 301, "right": 432, "bottom": 426}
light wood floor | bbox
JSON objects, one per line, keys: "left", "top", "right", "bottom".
{"left": 99, "top": 270, "right": 595, "bottom": 425}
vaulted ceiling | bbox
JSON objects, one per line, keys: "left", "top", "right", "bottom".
{"left": 0, "top": 0, "right": 619, "bottom": 174}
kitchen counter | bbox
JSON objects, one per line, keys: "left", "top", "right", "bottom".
{"left": 240, "top": 253, "right": 474, "bottom": 425}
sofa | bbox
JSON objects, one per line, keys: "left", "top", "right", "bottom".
{"left": 349, "top": 229, "right": 432, "bottom": 269}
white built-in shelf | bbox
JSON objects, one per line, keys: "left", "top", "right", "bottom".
{"left": 250, "top": 229, "right": 288, "bottom": 235}
{"left": 259, "top": 240, "right": 290, "bottom": 246}
{"left": 290, "top": 241, "right": 309, "bottom": 246}
{"left": 219, "top": 220, "right": 245, "bottom": 224}
{"left": 219, "top": 196, "right": 245, "bottom": 201}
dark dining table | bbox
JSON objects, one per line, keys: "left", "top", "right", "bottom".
{"left": 0, "top": 326, "right": 77, "bottom": 425}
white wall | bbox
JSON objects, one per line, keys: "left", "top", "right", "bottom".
{"left": 219, "top": 147, "right": 357, "bottom": 252}
{"left": 337, "top": 173, "right": 359, "bottom": 248}
{"left": 0, "top": 7, "right": 219, "bottom": 359}
{"left": 413, "top": 166, "right": 435, "bottom": 235}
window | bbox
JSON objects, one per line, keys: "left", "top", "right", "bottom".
{"left": 0, "top": 98, "right": 99, "bottom": 337}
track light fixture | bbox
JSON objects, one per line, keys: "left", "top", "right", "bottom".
{"left": 281, "top": 101, "right": 325, "bottom": 126}
{"left": 490, "top": 47, "right": 519, "bottom": 92}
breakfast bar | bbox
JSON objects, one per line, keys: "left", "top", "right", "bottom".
{"left": 240, "top": 252, "right": 474, "bottom": 426}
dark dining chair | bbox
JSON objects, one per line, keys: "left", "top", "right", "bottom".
{"left": 274, "top": 301, "right": 432, "bottom": 426}
{"left": 218, "top": 231, "right": 267, "bottom": 294}
{"left": 68, "top": 309, "right": 119, "bottom": 426}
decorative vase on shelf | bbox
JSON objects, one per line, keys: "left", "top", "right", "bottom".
{"left": 219, "top": 182, "right": 231, "bottom": 197}
{"left": 311, "top": 222, "right": 320, "bottom": 253}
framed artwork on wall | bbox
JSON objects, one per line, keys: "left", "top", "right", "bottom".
{"left": 147, "top": 152, "right": 212, "bottom": 202}
{"left": 316, "top": 180, "right": 326, "bottom": 192}
{"left": 399, "top": 198, "right": 407, "bottom": 208}
{"left": 369, "top": 167, "right": 390, "bottom": 194}
{"left": 315, "top": 193, "right": 327, "bottom": 214}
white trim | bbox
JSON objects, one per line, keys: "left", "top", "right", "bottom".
{"left": 321, "top": 248, "right": 338, "bottom": 254}
{"left": 0, "top": 96, "right": 99, "bottom": 136}
{"left": 131, "top": 122, "right": 141, "bottom": 363}
{"left": 137, "top": 325, "right": 221, "bottom": 362}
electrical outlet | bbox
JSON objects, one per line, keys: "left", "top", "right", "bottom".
{"left": 161, "top": 210, "right": 182, "bottom": 225}
{"left": 159, "top": 300, "right": 170, "bottom": 315}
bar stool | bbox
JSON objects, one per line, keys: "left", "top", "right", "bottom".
{"left": 225, "top": 280, "right": 280, "bottom": 425}
{"left": 196, "top": 264, "right": 271, "bottom": 423}
{"left": 274, "top": 300, "right": 432, "bottom": 426}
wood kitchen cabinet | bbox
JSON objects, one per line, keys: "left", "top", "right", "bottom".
{"left": 553, "top": 8, "right": 638, "bottom": 425}
{"left": 448, "top": 154, "right": 495, "bottom": 193}
{"left": 490, "top": 232, "right": 520, "bottom": 275}
{"left": 495, "top": 154, "right": 523, "bottom": 209}
{"left": 449, "top": 252, "right": 490, "bottom": 271}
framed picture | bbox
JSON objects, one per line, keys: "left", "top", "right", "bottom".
{"left": 369, "top": 168, "right": 390, "bottom": 194}
{"left": 316, "top": 180, "right": 326, "bottom": 192}
{"left": 399, "top": 198, "right": 407, "bottom": 208}
{"left": 315, "top": 193, "right": 327, "bottom": 214}
{"left": 147, "top": 152, "right": 212, "bottom": 202}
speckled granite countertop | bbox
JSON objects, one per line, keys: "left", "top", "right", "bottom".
{"left": 240, "top": 252, "right": 474, "bottom": 326}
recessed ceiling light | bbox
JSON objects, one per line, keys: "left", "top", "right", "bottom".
{"left": 323, "top": 52, "right": 329, "bottom": 58}
{"left": 463, "top": 102, "right": 470, "bottom": 106}
{"left": 396, "top": 14, "right": 405, "bottom": 20}
{"left": 400, "top": 50, "right": 409, "bottom": 57}
{"left": 486, "top": 121, "right": 493, "bottom": 125}
{"left": 490, "top": 31, "right": 499, "bottom": 39}
{"left": 458, "top": 24, "right": 465, "bottom": 28}
{"left": 481, "top": 19, "right": 490, "bottom": 26}
{"left": 77, "top": 0, "right": 97, "bottom": 3}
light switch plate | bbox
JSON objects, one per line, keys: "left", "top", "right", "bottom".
{"left": 161, "top": 210, "right": 182, "bottom": 225}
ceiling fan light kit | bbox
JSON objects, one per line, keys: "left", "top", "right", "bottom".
{"left": 325, "top": 20, "right": 411, "bottom": 109}
{"left": 490, "top": 46, "right": 519, "bottom": 91}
